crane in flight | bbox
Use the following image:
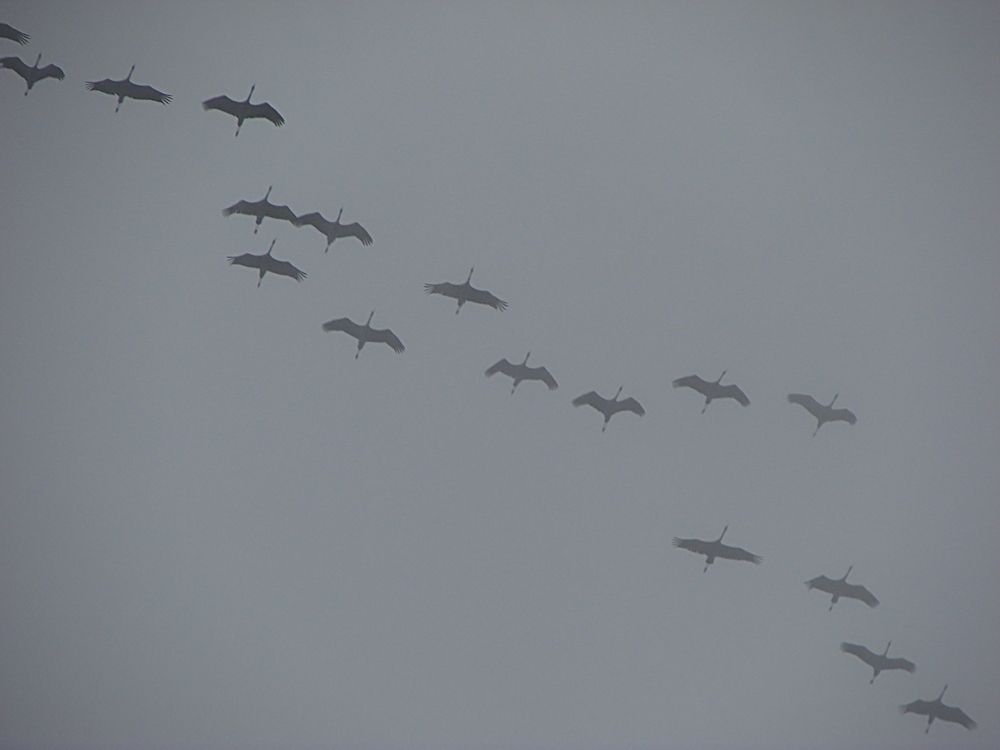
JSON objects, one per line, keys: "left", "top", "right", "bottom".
{"left": 672, "top": 526, "right": 762, "bottom": 572}
{"left": 1, "top": 53, "right": 63, "bottom": 95}
{"left": 222, "top": 186, "right": 298, "bottom": 234}
{"left": 673, "top": 371, "right": 750, "bottom": 413}
{"left": 202, "top": 85, "right": 284, "bottom": 136}
{"left": 322, "top": 312, "right": 404, "bottom": 358}
{"left": 572, "top": 387, "right": 644, "bottom": 431}
{"left": 294, "top": 208, "right": 372, "bottom": 251}
{"left": 787, "top": 393, "right": 856, "bottom": 436}
{"left": 900, "top": 685, "right": 976, "bottom": 734}
{"left": 840, "top": 642, "right": 915, "bottom": 684}
{"left": 227, "top": 239, "right": 306, "bottom": 287}
{"left": 86, "top": 65, "right": 171, "bottom": 112}
{"left": 425, "top": 268, "right": 507, "bottom": 313}
{"left": 485, "top": 352, "right": 557, "bottom": 394}
{"left": 805, "top": 566, "right": 879, "bottom": 611}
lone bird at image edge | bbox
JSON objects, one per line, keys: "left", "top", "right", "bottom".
{"left": 322, "top": 312, "right": 404, "bottom": 358}
{"left": 86, "top": 65, "right": 171, "bottom": 112}
{"left": 901, "top": 686, "right": 976, "bottom": 734}
{"left": 202, "top": 85, "right": 284, "bottom": 136}
{"left": 1, "top": 53, "right": 63, "bottom": 95}
{"left": 0, "top": 22, "right": 29, "bottom": 44}
{"left": 295, "top": 208, "right": 372, "bottom": 251}
{"left": 673, "top": 371, "right": 750, "bottom": 413}
{"left": 227, "top": 239, "right": 305, "bottom": 287}
{"left": 425, "top": 268, "right": 507, "bottom": 313}
{"left": 572, "top": 387, "right": 644, "bottom": 431}
{"left": 787, "top": 392, "right": 856, "bottom": 436}
{"left": 840, "top": 642, "right": 916, "bottom": 684}
{"left": 672, "top": 526, "right": 762, "bottom": 572}
{"left": 223, "top": 186, "right": 297, "bottom": 234}
{"left": 485, "top": 352, "right": 557, "bottom": 394}
{"left": 806, "top": 566, "right": 879, "bottom": 611}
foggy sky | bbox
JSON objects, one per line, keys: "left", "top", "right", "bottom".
{"left": 1, "top": 3, "right": 998, "bottom": 749}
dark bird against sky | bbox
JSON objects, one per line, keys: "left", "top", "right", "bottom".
{"left": 424, "top": 268, "right": 508, "bottom": 314}
{"left": 672, "top": 525, "right": 762, "bottom": 572}
{"left": 222, "top": 185, "right": 298, "bottom": 234}
{"left": 202, "top": 85, "right": 284, "bottom": 136}
{"left": 322, "top": 311, "right": 404, "bottom": 358}
{"left": 294, "top": 208, "right": 373, "bottom": 251}
{"left": 900, "top": 685, "right": 977, "bottom": 734}
{"left": 805, "top": 566, "right": 879, "bottom": 611}
{"left": 0, "top": 22, "right": 29, "bottom": 45}
{"left": 1, "top": 53, "right": 63, "bottom": 95}
{"left": 572, "top": 387, "right": 645, "bottom": 432}
{"left": 839, "top": 642, "right": 915, "bottom": 684}
{"left": 86, "top": 65, "right": 171, "bottom": 112}
{"left": 485, "top": 352, "right": 558, "bottom": 394}
{"left": 227, "top": 239, "right": 306, "bottom": 287}
{"left": 787, "top": 393, "right": 857, "bottom": 436}
{"left": 672, "top": 371, "right": 750, "bottom": 413}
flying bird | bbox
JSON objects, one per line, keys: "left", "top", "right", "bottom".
{"left": 805, "top": 566, "right": 879, "bottom": 611}
{"left": 787, "top": 393, "right": 857, "bottom": 436}
{"left": 572, "top": 387, "right": 644, "bottom": 431}
{"left": 202, "top": 85, "right": 284, "bottom": 136}
{"left": 485, "top": 352, "right": 558, "bottom": 394}
{"left": 424, "top": 268, "right": 507, "bottom": 313}
{"left": 672, "top": 371, "right": 750, "bottom": 413}
{"left": 901, "top": 685, "right": 976, "bottom": 734}
{"left": 86, "top": 65, "right": 171, "bottom": 112}
{"left": 227, "top": 239, "right": 305, "bottom": 287}
{"left": 222, "top": 186, "right": 297, "bottom": 234}
{"left": 1, "top": 53, "right": 64, "bottom": 95}
{"left": 322, "top": 311, "right": 404, "bottom": 358}
{"left": 0, "top": 23, "right": 29, "bottom": 45}
{"left": 672, "top": 526, "right": 762, "bottom": 572}
{"left": 294, "top": 208, "right": 372, "bottom": 251}
{"left": 840, "top": 642, "right": 915, "bottom": 684}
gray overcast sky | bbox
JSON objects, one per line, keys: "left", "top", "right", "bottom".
{"left": 1, "top": 2, "right": 998, "bottom": 748}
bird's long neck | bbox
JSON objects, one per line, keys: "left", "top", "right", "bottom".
{"left": 34, "top": 53, "right": 41, "bottom": 67}
{"left": 937, "top": 685, "right": 948, "bottom": 701}
{"left": 715, "top": 526, "right": 728, "bottom": 542}
{"left": 829, "top": 394, "right": 839, "bottom": 407}
{"left": 246, "top": 85, "right": 255, "bottom": 102}
{"left": 716, "top": 370, "right": 727, "bottom": 384}
{"left": 266, "top": 239, "right": 275, "bottom": 255}
{"left": 614, "top": 386, "right": 623, "bottom": 401}
{"left": 522, "top": 352, "right": 530, "bottom": 365}
{"left": 264, "top": 186, "right": 273, "bottom": 201}
{"left": 466, "top": 267, "right": 474, "bottom": 284}
{"left": 126, "top": 65, "right": 134, "bottom": 81}
{"left": 883, "top": 642, "right": 891, "bottom": 656}
{"left": 841, "top": 566, "right": 853, "bottom": 581}
{"left": 366, "top": 311, "right": 374, "bottom": 326}
{"left": 335, "top": 208, "right": 344, "bottom": 223}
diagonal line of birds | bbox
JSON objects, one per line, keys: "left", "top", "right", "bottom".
{"left": 1, "top": 17, "right": 980, "bottom": 739}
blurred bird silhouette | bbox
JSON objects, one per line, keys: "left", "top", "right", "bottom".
{"left": 86, "top": 65, "right": 171, "bottom": 112}
{"left": 900, "top": 685, "right": 976, "bottom": 734}
{"left": 227, "top": 239, "right": 305, "bottom": 287}
{"left": 572, "top": 387, "right": 644, "bottom": 431}
{"left": 202, "top": 85, "right": 284, "bottom": 136}
{"left": 673, "top": 371, "right": 750, "bottom": 413}
{"left": 485, "top": 352, "right": 557, "bottom": 394}
{"left": 806, "top": 566, "right": 878, "bottom": 611}
{"left": 322, "top": 311, "right": 404, "bottom": 358}
{"left": 1, "top": 53, "right": 63, "bottom": 95}
{"left": 672, "top": 526, "right": 762, "bottom": 572}
{"left": 787, "top": 393, "right": 856, "bottom": 436}
{"left": 425, "top": 268, "right": 507, "bottom": 313}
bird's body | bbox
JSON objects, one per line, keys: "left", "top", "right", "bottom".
{"left": 806, "top": 566, "right": 879, "bottom": 611}
{"left": 901, "top": 685, "right": 976, "bottom": 734}
{"left": 322, "top": 311, "right": 404, "bottom": 358}
{"left": 222, "top": 186, "right": 297, "bottom": 234}
{"left": 424, "top": 268, "right": 507, "bottom": 313}
{"left": 227, "top": 239, "right": 305, "bottom": 286}
{"left": 202, "top": 85, "right": 284, "bottom": 136}
{"left": 672, "top": 526, "right": 762, "bottom": 572}
{"left": 294, "top": 208, "right": 372, "bottom": 251}
{"left": 672, "top": 371, "right": 750, "bottom": 413}
{"left": 485, "top": 352, "right": 558, "bottom": 394}
{"left": 572, "top": 387, "right": 644, "bottom": 431}
{"left": 787, "top": 393, "right": 856, "bottom": 436}
{"left": 840, "top": 642, "right": 915, "bottom": 684}
{"left": 86, "top": 65, "right": 171, "bottom": 112}
{"left": 1, "top": 53, "right": 64, "bottom": 95}
{"left": 0, "top": 22, "right": 29, "bottom": 45}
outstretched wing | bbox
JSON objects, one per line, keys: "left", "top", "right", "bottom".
{"left": 85, "top": 77, "right": 119, "bottom": 96}
{"left": 261, "top": 202, "right": 297, "bottom": 224}
{"left": 424, "top": 281, "right": 461, "bottom": 299}
{"left": 719, "top": 383, "right": 750, "bottom": 407}
{"left": 265, "top": 257, "right": 306, "bottom": 282}
{"left": 485, "top": 358, "right": 515, "bottom": 378}
{"left": 202, "top": 94, "right": 241, "bottom": 117}
{"left": 938, "top": 704, "right": 976, "bottom": 730}
{"left": 884, "top": 656, "right": 916, "bottom": 674}
{"left": 900, "top": 699, "right": 934, "bottom": 717}
{"left": 572, "top": 391, "right": 604, "bottom": 410}
{"left": 467, "top": 286, "right": 508, "bottom": 311}
{"left": 840, "top": 642, "right": 878, "bottom": 667}
{"left": 340, "top": 221, "right": 373, "bottom": 246}
{"left": 322, "top": 317, "right": 364, "bottom": 339}
{"left": 126, "top": 80, "right": 171, "bottom": 104}
{"left": 672, "top": 374, "right": 711, "bottom": 396}
{"left": 370, "top": 327, "right": 405, "bottom": 353}
{"left": 618, "top": 397, "right": 645, "bottom": 417}
{"left": 222, "top": 199, "right": 260, "bottom": 217}
{"left": 530, "top": 366, "right": 558, "bottom": 390}
{"left": 37, "top": 63, "right": 65, "bottom": 82}
{"left": 227, "top": 252, "right": 265, "bottom": 270}
{"left": 0, "top": 55, "right": 29, "bottom": 78}
{"left": 0, "top": 23, "right": 29, "bottom": 44}
{"left": 671, "top": 537, "right": 711, "bottom": 556}
{"left": 844, "top": 582, "right": 879, "bottom": 608}
{"left": 247, "top": 101, "right": 284, "bottom": 126}
{"left": 787, "top": 393, "right": 824, "bottom": 418}
{"left": 293, "top": 211, "right": 331, "bottom": 232}
{"left": 805, "top": 574, "right": 836, "bottom": 594}
{"left": 718, "top": 543, "right": 762, "bottom": 564}
{"left": 831, "top": 407, "right": 857, "bottom": 425}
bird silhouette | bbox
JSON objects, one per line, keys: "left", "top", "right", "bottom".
{"left": 840, "top": 642, "right": 915, "bottom": 684}
{"left": 425, "top": 268, "right": 507, "bottom": 313}
{"left": 202, "top": 85, "right": 284, "bottom": 136}
{"left": 294, "top": 208, "right": 372, "bottom": 251}
{"left": 227, "top": 239, "right": 306, "bottom": 287}
{"left": 1, "top": 53, "right": 63, "bottom": 95}
{"left": 901, "top": 685, "right": 976, "bottom": 734}
{"left": 805, "top": 566, "right": 879, "bottom": 611}
{"left": 0, "top": 22, "right": 29, "bottom": 45}
{"left": 222, "top": 186, "right": 298, "bottom": 234}
{"left": 673, "top": 371, "right": 750, "bottom": 413}
{"left": 485, "top": 352, "right": 558, "bottom": 394}
{"left": 572, "top": 387, "right": 644, "bottom": 431}
{"left": 86, "top": 65, "right": 171, "bottom": 112}
{"left": 672, "top": 526, "right": 762, "bottom": 572}
{"left": 787, "top": 393, "right": 856, "bottom": 436}
{"left": 322, "top": 311, "right": 404, "bottom": 358}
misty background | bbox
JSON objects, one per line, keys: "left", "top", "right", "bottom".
{"left": 1, "top": 2, "right": 998, "bottom": 748}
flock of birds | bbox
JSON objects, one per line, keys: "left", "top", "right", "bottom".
{"left": 1, "top": 18, "right": 980, "bottom": 739}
